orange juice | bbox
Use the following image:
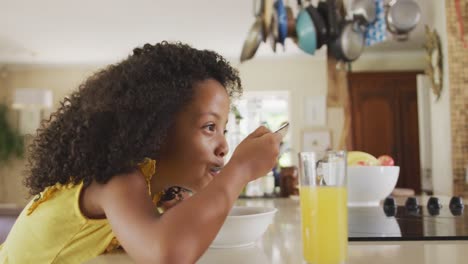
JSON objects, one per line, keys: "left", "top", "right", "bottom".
{"left": 300, "top": 186, "right": 348, "bottom": 264}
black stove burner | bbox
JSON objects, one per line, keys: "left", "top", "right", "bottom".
{"left": 348, "top": 196, "right": 468, "bottom": 241}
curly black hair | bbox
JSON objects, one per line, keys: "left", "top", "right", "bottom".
{"left": 25, "top": 42, "right": 242, "bottom": 195}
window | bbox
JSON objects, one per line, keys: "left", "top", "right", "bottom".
{"left": 226, "top": 91, "right": 292, "bottom": 166}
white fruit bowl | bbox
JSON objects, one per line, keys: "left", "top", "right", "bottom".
{"left": 210, "top": 206, "right": 277, "bottom": 248}
{"left": 347, "top": 166, "right": 400, "bottom": 207}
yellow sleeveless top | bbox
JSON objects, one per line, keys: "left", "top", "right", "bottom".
{"left": 0, "top": 158, "right": 156, "bottom": 264}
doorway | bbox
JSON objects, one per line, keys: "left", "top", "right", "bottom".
{"left": 349, "top": 72, "right": 422, "bottom": 194}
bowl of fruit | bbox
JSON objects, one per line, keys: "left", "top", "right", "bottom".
{"left": 347, "top": 151, "right": 399, "bottom": 207}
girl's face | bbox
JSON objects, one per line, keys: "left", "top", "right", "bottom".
{"left": 157, "top": 79, "right": 230, "bottom": 192}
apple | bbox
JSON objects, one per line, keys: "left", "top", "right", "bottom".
{"left": 377, "top": 155, "right": 394, "bottom": 166}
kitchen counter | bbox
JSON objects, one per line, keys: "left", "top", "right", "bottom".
{"left": 86, "top": 198, "right": 468, "bottom": 264}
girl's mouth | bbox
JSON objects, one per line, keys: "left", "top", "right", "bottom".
{"left": 209, "top": 166, "right": 222, "bottom": 176}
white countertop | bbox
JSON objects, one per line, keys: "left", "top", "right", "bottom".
{"left": 86, "top": 198, "right": 468, "bottom": 264}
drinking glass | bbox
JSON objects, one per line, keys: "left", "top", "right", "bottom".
{"left": 298, "top": 151, "right": 348, "bottom": 264}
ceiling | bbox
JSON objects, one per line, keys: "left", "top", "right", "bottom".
{"left": 0, "top": 0, "right": 433, "bottom": 65}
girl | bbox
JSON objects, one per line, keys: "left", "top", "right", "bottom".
{"left": 0, "top": 42, "right": 283, "bottom": 263}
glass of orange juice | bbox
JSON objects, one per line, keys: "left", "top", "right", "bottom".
{"left": 298, "top": 151, "right": 347, "bottom": 264}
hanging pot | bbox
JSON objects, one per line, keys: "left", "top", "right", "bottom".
{"left": 285, "top": 1, "right": 297, "bottom": 42}
{"left": 269, "top": 7, "right": 280, "bottom": 52}
{"left": 306, "top": 4, "right": 328, "bottom": 49}
{"left": 240, "top": 16, "right": 264, "bottom": 62}
{"left": 295, "top": 0, "right": 317, "bottom": 55}
{"left": 386, "top": 0, "right": 421, "bottom": 41}
{"left": 263, "top": 0, "right": 274, "bottom": 42}
{"left": 276, "top": 0, "right": 288, "bottom": 48}
{"left": 330, "top": 20, "right": 365, "bottom": 62}
{"left": 317, "top": 0, "right": 340, "bottom": 40}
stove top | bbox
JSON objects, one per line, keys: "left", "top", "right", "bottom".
{"left": 348, "top": 196, "right": 468, "bottom": 241}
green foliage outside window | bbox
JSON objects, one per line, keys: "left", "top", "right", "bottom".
{"left": 0, "top": 103, "right": 24, "bottom": 163}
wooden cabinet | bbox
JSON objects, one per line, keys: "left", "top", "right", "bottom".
{"left": 349, "top": 72, "right": 421, "bottom": 193}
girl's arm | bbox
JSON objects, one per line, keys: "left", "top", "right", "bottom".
{"left": 98, "top": 127, "right": 282, "bottom": 263}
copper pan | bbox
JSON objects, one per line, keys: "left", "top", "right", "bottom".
{"left": 285, "top": 3, "right": 297, "bottom": 42}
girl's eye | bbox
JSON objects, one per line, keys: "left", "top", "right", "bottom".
{"left": 203, "top": 124, "right": 227, "bottom": 134}
{"left": 204, "top": 124, "right": 215, "bottom": 132}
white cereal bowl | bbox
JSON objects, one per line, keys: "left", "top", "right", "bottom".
{"left": 210, "top": 206, "right": 277, "bottom": 249}
{"left": 347, "top": 166, "right": 400, "bottom": 207}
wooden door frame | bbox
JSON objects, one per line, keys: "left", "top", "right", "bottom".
{"left": 347, "top": 71, "right": 423, "bottom": 151}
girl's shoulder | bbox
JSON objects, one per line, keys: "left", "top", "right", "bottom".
{"left": 83, "top": 159, "right": 156, "bottom": 219}
{"left": 99, "top": 158, "right": 155, "bottom": 195}
{"left": 98, "top": 167, "right": 149, "bottom": 200}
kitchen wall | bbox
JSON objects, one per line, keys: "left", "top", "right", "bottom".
{"left": 352, "top": 51, "right": 426, "bottom": 71}
{"left": 446, "top": 0, "right": 468, "bottom": 197}
{"left": 0, "top": 65, "right": 97, "bottom": 205}
{"left": 429, "top": 0, "right": 453, "bottom": 197}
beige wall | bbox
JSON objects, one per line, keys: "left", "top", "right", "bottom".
{"left": 3, "top": 65, "right": 97, "bottom": 109}
{"left": 352, "top": 51, "right": 426, "bottom": 71}
{"left": 0, "top": 65, "right": 97, "bottom": 206}
{"left": 428, "top": 0, "right": 453, "bottom": 196}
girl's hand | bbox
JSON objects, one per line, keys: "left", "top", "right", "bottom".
{"left": 228, "top": 126, "right": 283, "bottom": 182}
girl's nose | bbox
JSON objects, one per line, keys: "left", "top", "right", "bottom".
{"left": 215, "top": 136, "right": 229, "bottom": 158}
